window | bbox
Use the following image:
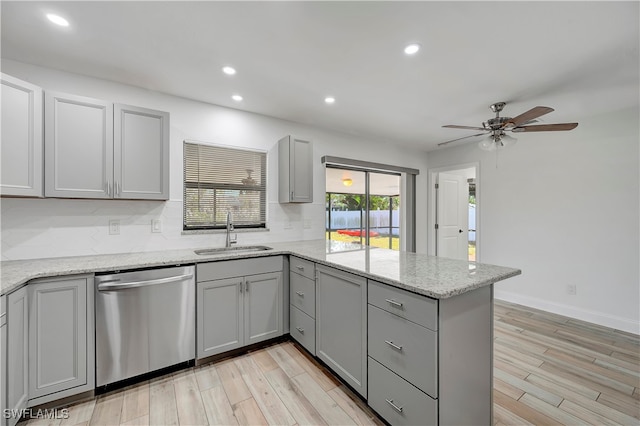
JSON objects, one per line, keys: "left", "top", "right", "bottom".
{"left": 184, "top": 141, "right": 266, "bottom": 230}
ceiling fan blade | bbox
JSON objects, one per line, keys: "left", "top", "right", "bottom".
{"left": 443, "top": 124, "right": 486, "bottom": 131}
{"left": 512, "top": 123, "right": 578, "bottom": 132}
{"left": 437, "top": 132, "right": 488, "bottom": 147}
{"left": 507, "top": 106, "right": 554, "bottom": 127}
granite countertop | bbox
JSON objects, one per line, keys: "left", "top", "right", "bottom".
{"left": 0, "top": 240, "right": 521, "bottom": 299}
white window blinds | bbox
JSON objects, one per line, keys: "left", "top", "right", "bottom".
{"left": 184, "top": 142, "right": 267, "bottom": 229}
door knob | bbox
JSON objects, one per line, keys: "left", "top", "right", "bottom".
{"left": 459, "top": 229, "right": 463, "bottom": 233}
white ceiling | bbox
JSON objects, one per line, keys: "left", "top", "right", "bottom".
{"left": 2, "top": 1, "right": 638, "bottom": 151}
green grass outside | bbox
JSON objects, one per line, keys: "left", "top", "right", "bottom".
{"left": 326, "top": 231, "right": 400, "bottom": 250}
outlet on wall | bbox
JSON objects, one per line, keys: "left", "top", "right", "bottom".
{"left": 109, "top": 220, "right": 120, "bottom": 235}
{"left": 151, "top": 219, "right": 162, "bottom": 233}
{"left": 566, "top": 284, "right": 577, "bottom": 295}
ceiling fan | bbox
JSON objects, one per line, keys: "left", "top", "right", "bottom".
{"left": 438, "top": 102, "right": 578, "bottom": 150}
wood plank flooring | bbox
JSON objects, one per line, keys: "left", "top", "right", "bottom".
{"left": 22, "top": 300, "right": 639, "bottom": 425}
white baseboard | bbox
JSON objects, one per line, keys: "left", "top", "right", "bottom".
{"left": 494, "top": 290, "right": 640, "bottom": 335}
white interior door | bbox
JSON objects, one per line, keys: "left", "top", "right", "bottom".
{"left": 436, "top": 172, "right": 468, "bottom": 260}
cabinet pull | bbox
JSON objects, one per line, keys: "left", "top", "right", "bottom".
{"left": 385, "top": 298, "right": 404, "bottom": 308}
{"left": 296, "top": 265, "right": 305, "bottom": 271}
{"left": 245, "top": 281, "right": 249, "bottom": 292}
{"left": 384, "top": 340, "right": 403, "bottom": 351}
{"left": 295, "top": 291, "right": 304, "bottom": 297}
{"left": 385, "top": 399, "right": 404, "bottom": 413}
{"left": 115, "top": 181, "right": 120, "bottom": 196}
{"left": 296, "top": 327, "right": 305, "bottom": 334}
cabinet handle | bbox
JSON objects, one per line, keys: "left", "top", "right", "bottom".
{"left": 296, "top": 327, "right": 305, "bottom": 334}
{"left": 106, "top": 182, "right": 112, "bottom": 197}
{"left": 385, "top": 399, "right": 404, "bottom": 413}
{"left": 245, "top": 281, "right": 249, "bottom": 292}
{"left": 295, "top": 291, "right": 304, "bottom": 297}
{"left": 296, "top": 265, "right": 304, "bottom": 271}
{"left": 384, "top": 340, "right": 403, "bottom": 351}
{"left": 385, "top": 298, "right": 404, "bottom": 308}
{"left": 115, "top": 181, "right": 120, "bottom": 196}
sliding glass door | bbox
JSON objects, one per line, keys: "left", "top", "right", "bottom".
{"left": 325, "top": 166, "right": 400, "bottom": 250}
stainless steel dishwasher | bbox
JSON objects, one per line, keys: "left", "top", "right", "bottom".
{"left": 95, "top": 265, "right": 195, "bottom": 387}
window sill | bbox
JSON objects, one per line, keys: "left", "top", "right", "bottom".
{"left": 181, "top": 228, "right": 270, "bottom": 236}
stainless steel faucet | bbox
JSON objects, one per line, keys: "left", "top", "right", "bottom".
{"left": 225, "top": 211, "right": 237, "bottom": 248}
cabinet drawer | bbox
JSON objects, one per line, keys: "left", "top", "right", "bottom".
{"left": 368, "top": 280, "right": 438, "bottom": 331}
{"left": 368, "top": 305, "right": 438, "bottom": 397}
{"left": 290, "top": 305, "right": 315, "bottom": 355}
{"left": 290, "top": 272, "right": 315, "bottom": 318}
{"left": 368, "top": 358, "right": 437, "bottom": 426}
{"left": 198, "top": 256, "right": 282, "bottom": 282}
{"left": 289, "top": 256, "right": 315, "bottom": 280}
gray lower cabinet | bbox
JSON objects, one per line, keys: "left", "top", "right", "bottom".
{"left": 197, "top": 257, "right": 284, "bottom": 359}
{"left": 6, "top": 286, "right": 28, "bottom": 426}
{"left": 368, "top": 279, "right": 493, "bottom": 425}
{"left": 1, "top": 296, "right": 7, "bottom": 426}
{"left": 316, "top": 265, "right": 367, "bottom": 398}
{"left": 27, "top": 275, "right": 95, "bottom": 405}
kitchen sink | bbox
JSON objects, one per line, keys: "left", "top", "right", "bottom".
{"left": 194, "top": 245, "right": 273, "bottom": 255}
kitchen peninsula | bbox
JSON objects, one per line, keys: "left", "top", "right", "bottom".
{"left": 1, "top": 240, "right": 520, "bottom": 425}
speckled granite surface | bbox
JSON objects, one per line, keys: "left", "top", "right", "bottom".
{"left": 0, "top": 240, "right": 521, "bottom": 298}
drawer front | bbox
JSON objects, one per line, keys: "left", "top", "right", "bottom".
{"left": 197, "top": 256, "right": 282, "bottom": 282}
{"left": 289, "top": 256, "right": 315, "bottom": 281}
{"left": 368, "top": 305, "right": 438, "bottom": 397}
{"left": 369, "top": 280, "right": 438, "bottom": 331}
{"left": 290, "top": 272, "right": 315, "bottom": 318}
{"left": 368, "top": 358, "right": 437, "bottom": 426}
{"left": 290, "top": 305, "right": 316, "bottom": 355}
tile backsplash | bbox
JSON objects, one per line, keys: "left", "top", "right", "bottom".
{"left": 0, "top": 198, "right": 324, "bottom": 261}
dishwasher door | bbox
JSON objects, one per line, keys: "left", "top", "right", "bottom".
{"left": 95, "top": 265, "right": 195, "bottom": 387}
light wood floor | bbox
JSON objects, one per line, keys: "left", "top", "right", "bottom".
{"left": 22, "top": 300, "right": 639, "bottom": 426}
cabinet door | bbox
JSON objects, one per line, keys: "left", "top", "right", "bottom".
{"left": 1, "top": 74, "right": 43, "bottom": 197}
{"left": 28, "top": 277, "right": 88, "bottom": 399}
{"left": 278, "top": 136, "right": 312, "bottom": 203}
{"left": 289, "top": 137, "right": 313, "bottom": 202}
{"left": 316, "top": 265, "right": 367, "bottom": 397}
{"left": 244, "top": 272, "right": 283, "bottom": 345}
{"left": 7, "top": 286, "right": 28, "bottom": 426}
{"left": 114, "top": 104, "right": 169, "bottom": 200}
{"left": 45, "top": 91, "right": 113, "bottom": 198}
{"left": 197, "top": 277, "right": 244, "bottom": 358}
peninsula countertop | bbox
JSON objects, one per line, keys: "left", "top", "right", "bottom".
{"left": 0, "top": 239, "right": 521, "bottom": 298}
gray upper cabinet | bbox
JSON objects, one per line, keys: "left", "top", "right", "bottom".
{"left": 278, "top": 135, "right": 313, "bottom": 203}
{"left": 6, "top": 286, "right": 28, "bottom": 426}
{"left": 45, "top": 91, "right": 169, "bottom": 200}
{"left": 45, "top": 91, "right": 113, "bottom": 199}
{"left": 1, "top": 74, "right": 43, "bottom": 197}
{"left": 27, "top": 275, "right": 94, "bottom": 404}
{"left": 114, "top": 104, "right": 169, "bottom": 200}
{"left": 316, "top": 265, "right": 367, "bottom": 398}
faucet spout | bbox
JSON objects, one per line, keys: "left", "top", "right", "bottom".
{"left": 226, "top": 211, "right": 237, "bottom": 247}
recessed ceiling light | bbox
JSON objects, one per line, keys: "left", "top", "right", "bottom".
{"left": 232, "top": 95, "right": 243, "bottom": 102}
{"left": 324, "top": 97, "right": 336, "bottom": 104}
{"left": 404, "top": 43, "right": 421, "bottom": 55}
{"left": 222, "top": 66, "right": 237, "bottom": 75}
{"left": 46, "top": 13, "right": 69, "bottom": 27}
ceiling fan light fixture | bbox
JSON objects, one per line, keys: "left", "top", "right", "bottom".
{"left": 478, "top": 135, "right": 497, "bottom": 152}
{"left": 499, "top": 133, "right": 518, "bottom": 148}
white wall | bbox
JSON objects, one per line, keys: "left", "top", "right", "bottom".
{"left": 0, "top": 60, "right": 429, "bottom": 260}
{"left": 427, "top": 107, "right": 640, "bottom": 334}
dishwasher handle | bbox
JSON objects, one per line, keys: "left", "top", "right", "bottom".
{"left": 97, "top": 273, "right": 194, "bottom": 292}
